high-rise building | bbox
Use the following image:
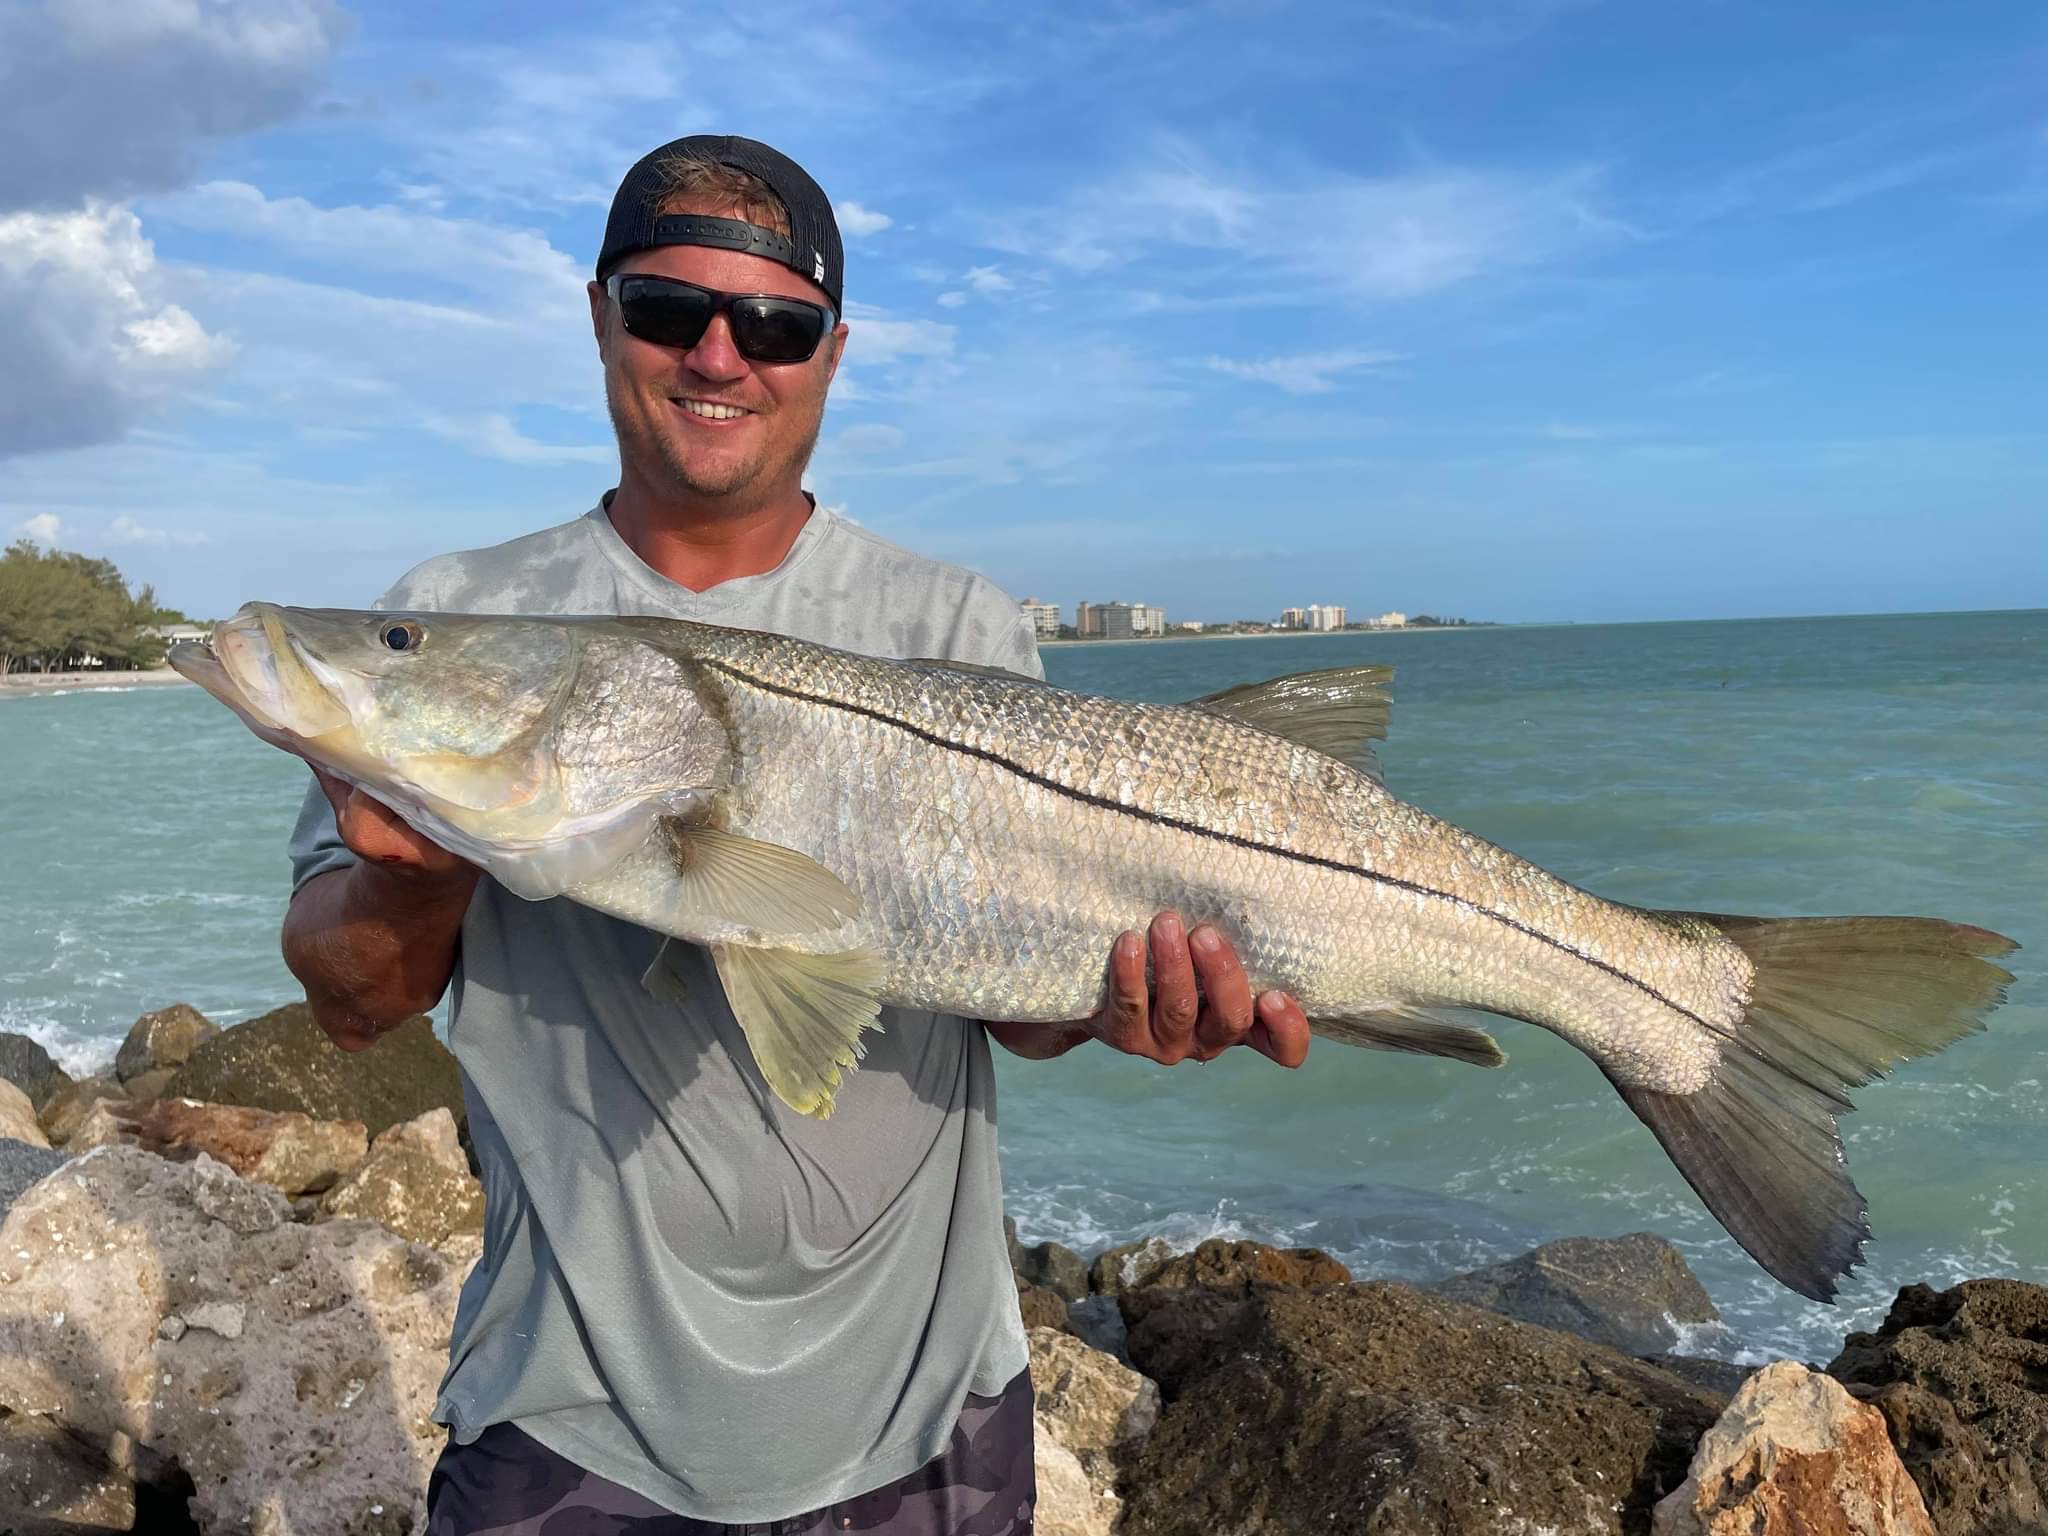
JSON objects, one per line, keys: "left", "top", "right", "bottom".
{"left": 1076, "top": 601, "right": 1104, "bottom": 637}
{"left": 1019, "top": 598, "right": 1062, "bottom": 639}
{"left": 1372, "top": 611, "right": 1407, "bottom": 628}
{"left": 1307, "top": 603, "right": 1347, "bottom": 631}
{"left": 1280, "top": 607, "right": 1307, "bottom": 630}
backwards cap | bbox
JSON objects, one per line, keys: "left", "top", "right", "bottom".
{"left": 596, "top": 134, "right": 844, "bottom": 312}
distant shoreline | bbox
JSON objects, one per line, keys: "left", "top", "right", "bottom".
{"left": 0, "top": 669, "right": 193, "bottom": 697}
{"left": 1040, "top": 627, "right": 1483, "bottom": 648}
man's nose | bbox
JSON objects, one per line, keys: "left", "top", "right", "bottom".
{"left": 681, "top": 313, "right": 747, "bottom": 381}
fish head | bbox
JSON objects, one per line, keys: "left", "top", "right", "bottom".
{"left": 173, "top": 604, "right": 725, "bottom": 896}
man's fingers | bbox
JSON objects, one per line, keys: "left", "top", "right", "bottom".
{"left": 1249, "top": 991, "right": 1312, "bottom": 1069}
{"left": 1189, "top": 925, "right": 1254, "bottom": 1057}
{"left": 1148, "top": 912, "right": 1198, "bottom": 1061}
{"left": 311, "top": 767, "right": 353, "bottom": 824}
{"left": 1093, "top": 930, "right": 1151, "bottom": 1054}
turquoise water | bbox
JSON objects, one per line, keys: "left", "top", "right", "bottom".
{"left": 2, "top": 611, "right": 2042, "bottom": 1359}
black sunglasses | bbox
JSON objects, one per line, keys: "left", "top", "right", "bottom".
{"left": 605, "top": 272, "right": 835, "bottom": 364}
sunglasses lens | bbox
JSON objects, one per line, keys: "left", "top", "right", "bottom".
{"left": 617, "top": 278, "right": 713, "bottom": 348}
{"left": 730, "top": 299, "right": 826, "bottom": 364}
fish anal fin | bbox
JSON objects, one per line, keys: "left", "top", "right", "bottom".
{"left": 712, "top": 943, "right": 885, "bottom": 1119}
{"left": 659, "top": 818, "right": 862, "bottom": 940}
{"left": 1189, "top": 665, "right": 1394, "bottom": 783}
{"left": 1309, "top": 1006, "right": 1504, "bottom": 1067}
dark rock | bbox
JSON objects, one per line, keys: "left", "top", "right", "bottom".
{"left": 1017, "top": 1239, "right": 1089, "bottom": 1301}
{"left": 114, "top": 1002, "right": 218, "bottom": 1082}
{"left": 1435, "top": 1232, "right": 1719, "bottom": 1356}
{"left": 1119, "top": 1281, "right": 1725, "bottom": 1536}
{"left": 164, "top": 1001, "right": 462, "bottom": 1139}
{"left": 1066, "top": 1294, "right": 1129, "bottom": 1363}
{"left": 0, "top": 1140, "right": 67, "bottom": 1221}
{"left": 1016, "top": 1280, "right": 1074, "bottom": 1335}
{"left": 1640, "top": 1352, "right": 1754, "bottom": 1399}
{"left": 1119, "top": 1238, "right": 1351, "bottom": 1328}
{"left": 1827, "top": 1278, "right": 2048, "bottom": 1535}
{"left": 1088, "top": 1236, "right": 1179, "bottom": 1297}
{"left": 1004, "top": 1213, "right": 1023, "bottom": 1271}
{"left": 0, "top": 1033, "right": 71, "bottom": 1112}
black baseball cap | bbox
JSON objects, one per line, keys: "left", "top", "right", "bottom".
{"left": 596, "top": 135, "right": 844, "bottom": 313}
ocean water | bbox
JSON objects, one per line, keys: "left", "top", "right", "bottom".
{"left": 2, "top": 610, "right": 2041, "bottom": 1360}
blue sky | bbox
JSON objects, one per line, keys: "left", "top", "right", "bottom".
{"left": 1, "top": 0, "right": 2042, "bottom": 624}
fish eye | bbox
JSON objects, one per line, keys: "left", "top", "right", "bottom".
{"left": 380, "top": 620, "right": 425, "bottom": 653}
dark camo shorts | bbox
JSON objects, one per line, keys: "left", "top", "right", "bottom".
{"left": 424, "top": 1370, "right": 1035, "bottom": 1536}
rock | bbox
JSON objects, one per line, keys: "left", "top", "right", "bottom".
{"left": 121, "top": 1066, "right": 180, "bottom": 1103}
{"left": 63, "top": 1100, "right": 139, "bottom": 1155}
{"left": 127, "top": 1098, "right": 369, "bottom": 1196}
{"left": 1017, "top": 1280, "right": 1075, "bottom": 1335}
{"left": 36, "top": 1075, "right": 130, "bottom": 1148}
{"left": 321, "top": 1110, "right": 484, "bottom": 1250}
{"left": 1654, "top": 1359, "right": 1934, "bottom": 1535}
{"left": 1066, "top": 1294, "right": 1129, "bottom": 1363}
{"left": 0, "top": 1146, "right": 472, "bottom": 1534}
{"left": 166, "top": 1000, "right": 463, "bottom": 1139}
{"left": 1118, "top": 1238, "right": 1351, "bottom": 1328}
{"left": 115, "top": 1003, "right": 218, "bottom": 1083}
{"left": 1435, "top": 1232, "right": 1720, "bottom": 1356}
{"left": 0, "top": 1032, "right": 70, "bottom": 1113}
{"left": 0, "top": 1078, "right": 49, "bottom": 1149}
{"left": 0, "top": 1142, "right": 67, "bottom": 1224}
{"left": 1644, "top": 1353, "right": 1755, "bottom": 1399}
{"left": 1029, "top": 1327, "right": 1160, "bottom": 1536}
{"left": 1004, "top": 1213, "right": 1024, "bottom": 1271}
{"left": 0, "top": 1409, "right": 138, "bottom": 1534}
{"left": 1827, "top": 1278, "right": 2048, "bottom": 1535}
{"left": 1017, "top": 1239, "right": 1090, "bottom": 1302}
{"left": 1118, "top": 1281, "right": 1725, "bottom": 1536}
{"left": 1089, "top": 1236, "right": 1178, "bottom": 1297}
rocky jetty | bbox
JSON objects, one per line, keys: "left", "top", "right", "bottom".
{"left": 1, "top": 1010, "right": 2042, "bottom": 1534}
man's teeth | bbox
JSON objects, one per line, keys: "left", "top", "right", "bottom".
{"left": 680, "top": 400, "right": 750, "bottom": 420}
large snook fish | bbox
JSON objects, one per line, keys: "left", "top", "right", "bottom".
{"left": 172, "top": 604, "right": 2016, "bottom": 1302}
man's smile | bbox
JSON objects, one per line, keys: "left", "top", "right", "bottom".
{"left": 673, "top": 396, "right": 755, "bottom": 422}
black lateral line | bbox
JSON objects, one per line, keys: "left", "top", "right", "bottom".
{"left": 704, "top": 659, "right": 1727, "bottom": 1035}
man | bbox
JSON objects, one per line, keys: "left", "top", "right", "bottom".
{"left": 282, "top": 135, "right": 1311, "bottom": 1535}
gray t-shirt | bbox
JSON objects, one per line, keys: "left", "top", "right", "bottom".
{"left": 286, "top": 501, "right": 1042, "bottom": 1521}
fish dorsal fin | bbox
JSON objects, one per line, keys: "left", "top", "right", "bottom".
{"left": 657, "top": 818, "right": 861, "bottom": 940}
{"left": 908, "top": 656, "right": 1047, "bottom": 684}
{"left": 1309, "top": 1006, "right": 1505, "bottom": 1067}
{"left": 1189, "top": 664, "right": 1394, "bottom": 783}
{"left": 712, "top": 942, "right": 885, "bottom": 1118}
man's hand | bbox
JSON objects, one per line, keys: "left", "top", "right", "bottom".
{"left": 312, "top": 768, "right": 474, "bottom": 881}
{"left": 985, "top": 911, "right": 1311, "bottom": 1068}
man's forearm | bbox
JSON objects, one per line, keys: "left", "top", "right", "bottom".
{"left": 282, "top": 862, "right": 480, "bottom": 1050}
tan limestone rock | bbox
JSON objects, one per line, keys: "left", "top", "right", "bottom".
{"left": 115, "top": 1003, "right": 219, "bottom": 1083}
{"left": 0, "top": 1146, "right": 475, "bottom": 1534}
{"left": 36, "top": 1075, "right": 131, "bottom": 1148}
{"left": 0, "top": 1077, "right": 49, "bottom": 1149}
{"left": 128, "top": 1097, "right": 368, "bottom": 1195}
{"left": 320, "top": 1109, "right": 483, "bottom": 1250}
{"left": 1029, "top": 1325, "right": 1160, "bottom": 1536}
{"left": 1653, "top": 1359, "right": 1935, "bottom": 1536}
{"left": 120, "top": 1066, "right": 179, "bottom": 1103}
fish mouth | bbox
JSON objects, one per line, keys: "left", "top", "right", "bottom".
{"left": 172, "top": 605, "right": 352, "bottom": 740}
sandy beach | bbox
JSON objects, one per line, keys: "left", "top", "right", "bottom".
{"left": 0, "top": 669, "right": 193, "bottom": 697}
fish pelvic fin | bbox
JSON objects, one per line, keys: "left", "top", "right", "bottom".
{"left": 1309, "top": 1006, "right": 1505, "bottom": 1067}
{"left": 711, "top": 942, "right": 885, "bottom": 1119}
{"left": 1620, "top": 912, "right": 2017, "bottom": 1303}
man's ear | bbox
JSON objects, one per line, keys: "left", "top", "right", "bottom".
{"left": 588, "top": 279, "right": 610, "bottom": 353}
{"left": 822, "top": 320, "right": 850, "bottom": 388}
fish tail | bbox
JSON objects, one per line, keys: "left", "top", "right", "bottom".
{"left": 1612, "top": 913, "right": 2017, "bottom": 1302}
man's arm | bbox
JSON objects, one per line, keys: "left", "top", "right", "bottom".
{"left": 985, "top": 910, "right": 1312, "bottom": 1068}
{"left": 282, "top": 769, "right": 480, "bottom": 1051}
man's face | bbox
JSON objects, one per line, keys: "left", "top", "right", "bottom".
{"left": 588, "top": 236, "right": 847, "bottom": 509}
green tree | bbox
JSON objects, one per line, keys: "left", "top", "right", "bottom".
{"left": 0, "top": 540, "right": 170, "bottom": 674}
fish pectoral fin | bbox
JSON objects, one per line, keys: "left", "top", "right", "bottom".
{"left": 1309, "top": 1006, "right": 1505, "bottom": 1067}
{"left": 1188, "top": 664, "right": 1395, "bottom": 784}
{"left": 639, "top": 937, "right": 691, "bottom": 1005}
{"left": 660, "top": 818, "right": 863, "bottom": 938}
{"left": 711, "top": 942, "right": 885, "bottom": 1119}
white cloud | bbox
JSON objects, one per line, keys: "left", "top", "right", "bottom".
{"left": 424, "top": 414, "right": 613, "bottom": 466}
{"left": 17, "top": 513, "right": 62, "bottom": 545}
{"left": 841, "top": 302, "right": 957, "bottom": 367}
{"left": 837, "top": 200, "right": 894, "bottom": 237}
{"left": 988, "top": 144, "right": 1626, "bottom": 301}
{"left": 107, "top": 515, "right": 208, "bottom": 547}
{"left": 0, "top": 204, "right": 235, "bottom": 456}
{"left": 964, "top": 264, "right": 1014, "bottom": 293}
{"left": 936, "top": 291, "right": 968, "bottom": 309}
{"left": 1204, "top": 350, "right": 1404, "bottom": 395}
{"left": 832, "top": 424, "right": 906, "bottom": 455}
{"left": 0, "top": 0, "right": 346, "bottom": 211}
